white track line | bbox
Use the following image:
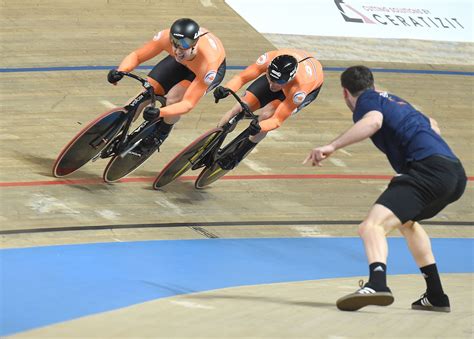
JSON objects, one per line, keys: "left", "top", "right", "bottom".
{"left": 242, "top": 158, "right": 272, "bottom": 173}
{"left": 100, "top": 100, "right": 117, "bottom": 109}
{"left": 329, "top": 157, "right": 347, "bottom": 168}
{"left": 169, "top": 300, "right": 215, "bottom": 309}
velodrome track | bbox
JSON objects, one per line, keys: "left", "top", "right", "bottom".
{"left": 1, "top": 1, "right": 473, "bottom": 337}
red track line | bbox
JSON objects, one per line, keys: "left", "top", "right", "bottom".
{"left": 0, "top": 174, "right": 472, "bottom": 188}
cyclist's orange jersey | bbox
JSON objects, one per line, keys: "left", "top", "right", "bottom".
{"left": 118, "top": 28, "right": 226, "bottom": 118}
{"left": 225, "top": 49, "right": 323, "bottom": 132}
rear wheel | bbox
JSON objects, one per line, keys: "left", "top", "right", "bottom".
{"left": 153, "top": 128, "right": 223, "bottom": 189}
{"left": 103, "top": 121, "right": 161, "bottom": 183}
{"left": 52, "top": 109, "right": 127, "bottom": 177}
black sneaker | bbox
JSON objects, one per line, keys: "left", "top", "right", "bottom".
{"left": 336, "top": 280, "right": 394, "bottom": 311}
{"left": 411, "top": 292, "right": 450, "bottom": 312}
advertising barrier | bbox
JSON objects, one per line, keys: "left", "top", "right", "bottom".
{"left": 226, "top": 0, "right": 473, "bottom": 42}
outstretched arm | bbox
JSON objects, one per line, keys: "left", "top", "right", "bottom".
{"left": 225, "top": 63, "right": 266, "bottom": 92}
{"left": 303, "top": 110, "right": 383, "bottom": 166}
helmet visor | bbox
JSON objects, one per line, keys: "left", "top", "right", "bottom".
{"left": 268, "top": 69, "right": 290, "bottom": 85}
{"left": 170, "top": 35, "right": 198, "bottom": 50}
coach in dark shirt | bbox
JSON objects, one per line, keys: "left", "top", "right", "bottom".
{"left": 304, "top": 65, "right": 466, "bottom": 312}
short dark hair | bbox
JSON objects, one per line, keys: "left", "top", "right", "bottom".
{"left": 340, "top": 65, "right": 374, "bottom": 96}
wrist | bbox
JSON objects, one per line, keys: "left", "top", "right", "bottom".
{"left": 328, "top": 143, "right": 338, "bottom": 152}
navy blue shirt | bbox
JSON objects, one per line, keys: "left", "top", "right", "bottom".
{"left": 353, "top": 90, "right": 456, "bottom": 173}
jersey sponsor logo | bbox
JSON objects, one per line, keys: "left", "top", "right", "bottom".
{"left": 256, "top": 53, "right": 268, "bottom": 65}
{"left": 293, "top": 91, "right": 307, "bottom": 105}
{"left": 204, "top": 70, "right": 217, "bottom": 85}
{"left": 153, "top": 31, "right": 162, "bottom": 41}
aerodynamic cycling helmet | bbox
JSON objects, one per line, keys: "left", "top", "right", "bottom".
{"left": 267, "top": 54, "right": 298, "bottom": 84}
{"left": 170, "top": 18, "right": 200, "bottom": 49}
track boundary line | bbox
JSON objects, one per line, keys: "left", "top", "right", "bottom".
{"left": 1, "top": 220, "right": 473, "bottom": 235}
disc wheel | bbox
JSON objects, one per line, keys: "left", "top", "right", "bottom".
{"left": 52, "top": 109, "right": 126, "bottom": 177}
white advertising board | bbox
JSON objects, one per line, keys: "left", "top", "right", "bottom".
{"left": 225, "top": 0, "right": 473, "bottom": 42}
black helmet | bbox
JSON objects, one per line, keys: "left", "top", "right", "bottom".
{"left": 170, "top": 18, "right": 200, "bottom": 49}
{"left": 267, "top": 54, "right": 298, "bottom": 84}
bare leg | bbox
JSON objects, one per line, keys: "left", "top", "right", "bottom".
{"left": 336, "top": 204, "right": 400, "bottom": 311}
{"left": 248, "top": 103, "right": 277, "bottom": 143}
{"left": 398, "top": 221, "right": 435, "bottom": 267}
{"left": 359, "top": 204, "right": 402, "bottom": 264}
{"left": 162, "top": 83, "right": 188, "bottom": 125}
{"left": 218, "top": 102, "right": 242, "bottom": 128}
{"left": 399, "top": 221, "right": 449, "bottom": 311}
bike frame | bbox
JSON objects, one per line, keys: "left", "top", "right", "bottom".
{"left": 93, "top": 72, "right": 165, "bottom": 159}
{"left": 193, "top": 89, "right": 258, "bottom": 167}
{"left": 112, "top": 72, "right": 157, "bottom": 151}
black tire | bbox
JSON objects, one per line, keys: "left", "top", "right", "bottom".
{"left": 194, "top": 162, "right": 231, "bottom": 189}
{"left": 52, "top": 109, "right": 127, "bottom": 177}
{"left": 153, "top": 128, "right": 223, "bottom": 189}
{"left": 103, "top": 121, "right": 161, "bottom": 183}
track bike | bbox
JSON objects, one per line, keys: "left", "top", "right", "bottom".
{"left": 52, "top": 71, "right": 166, "bottom": 182}
{"left": 153, "top": 89, "right": 258, "bottom": 189}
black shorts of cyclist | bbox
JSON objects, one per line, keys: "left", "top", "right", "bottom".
{"left": 246, "top": 75, "right": 322, "bottom": 111}
{"left": 148, "top": 55, "right": 226, "bottom": 94}
{"left": 375, "top": 155, "right": 467, "bottom": 224}
{"left": 246, "top": 75, "right": 285, "bottom": 108}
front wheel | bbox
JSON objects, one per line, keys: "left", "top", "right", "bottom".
{"left": 103, "top": 121, "right": 161, "bottom": 183}
{"left": 153, "top": 128, "right": 223, "bottom": 189}
{"left": 52, "top": 109, "right": 127, "bottom": 177}
{"left": 194, "top": 162, "right": 231, "bottom": 189}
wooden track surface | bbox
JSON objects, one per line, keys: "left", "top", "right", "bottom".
{"left": 1, "top": 0, "right": 473, "bottom": 338}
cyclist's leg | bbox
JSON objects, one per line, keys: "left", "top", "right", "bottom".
{"left": 162, "top": 80, "right": 191, "bottom": 124}
{"left": 244, "top": 75, "right": 283, "bottom": 143}
{"left": 234, "top": 102, "right": 278, "bottom": 162}
{"left": 218, "top": 74, "right": 279, "bottom": 127}
{"left": 218, "top": 76, "right": 283, "bottom": 169}
{"left": 145, "top": 55, "right": 196, "bottom": 143}
{"left": 218, "top": 101, "right": 244, "bottom": 128}
{"left": 249, "top": 101, "right": 279, "bottom": 143}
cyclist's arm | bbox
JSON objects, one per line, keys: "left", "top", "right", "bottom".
{"left": 225, "top": 63, "right": 265, "bottom": 92}
{"left": 258, "top": 99, "right": 297, "bottom": 132}
{"left": 118, "top": 36, "right": 168, "bottom": 72}
{"left": 159, "top": 79, "right": 207, "bottom": 117}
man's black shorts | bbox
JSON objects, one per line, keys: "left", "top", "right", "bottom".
{"left": 246, "top": 75, "right": 322, "bottom": 110}
{"left": 376, "top": 155, "right": 467, "bottom": 224}
{"left": 148, "top": 55, "right": 226, "bottom": 94}
{"left": 246, "top": 75, "right": 285, "bottom": 108}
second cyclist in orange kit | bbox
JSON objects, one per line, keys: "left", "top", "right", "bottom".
{"left": 107, "top": 18, "right": 226, "bottom": 153}
{"left": 213, "top": 49, "right": 324, "bottom": 169}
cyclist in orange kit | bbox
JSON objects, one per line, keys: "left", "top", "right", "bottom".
{"left": 213, "top": 49, "right": 324, "bottom": 169}
{"left": 107, "top": 18, "right": 226, "bottom": 154}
